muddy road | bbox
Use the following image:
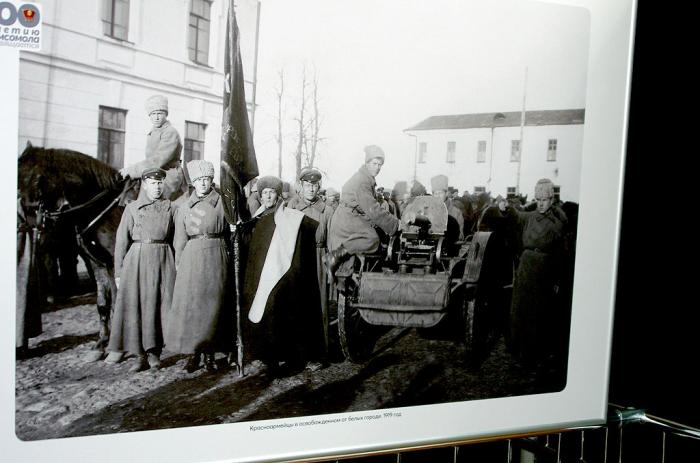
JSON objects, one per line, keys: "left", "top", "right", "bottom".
{"left": 15, "top": 293, "right": 553, "bottom": 441}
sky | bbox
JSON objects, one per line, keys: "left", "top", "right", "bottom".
{"left": 251, "top": 0, "right": 590, "bottom": 191}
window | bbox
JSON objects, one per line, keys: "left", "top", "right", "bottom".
{"left": 474, "top": 186, "right": 486, "bottom": 194}
{"left": 510, "top": 139, "right": 521, "bottom": 162}
{"left": 184, "top": 121, "right": 206, "bottom": 164}
{"left": 507, "top": 187, "right": 517, "bottom": 198}
{"left": 553, "top": 185, "right": 561, "bottom": 202}
{"left": 547, "top": 138, "right": 558, "bottom": 161}
{"left": 98, "top": 106, "right": 127, "bottom": 169}
{"left": 418, "top": 142, "right": 427, "bottom": 163}
{"left": 446, "top": 141, "right": 456, "bottom": 163}
{"left": 102, "top": 0, "right": 130, "bottom": 40}
{"left": 477, "top": 140, "right": 486, "bottom": 163}
{"left": 188, "top": 0, "right": 212, "bottom": 65}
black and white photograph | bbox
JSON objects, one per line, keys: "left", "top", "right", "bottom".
{"left": 2, "top": 0, "right": 636, "bottom": 461}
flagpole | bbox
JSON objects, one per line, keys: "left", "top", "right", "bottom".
{"left": 516, "top": 66, "right": 528, "bottom": 195}
{"left": 231, "top": 0, "right": 245, "bottom": 378}
{"left": 233, "top": 217, "right": 244, "bottom": 377}
{"left": 221, "top": 0, "right": 259, "bottom": 377}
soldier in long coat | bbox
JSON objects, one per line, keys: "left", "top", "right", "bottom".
{"left": 106, "top": 167, "right": 176, "bottom": 372}
{"left": 499, "top": 178, "right": 569, "bottom": 377}
{"left": 287, "top": 166, "right": 334, "bottom": 357}
{"left": 120, "top": 95, "right": 188, "bottom": 203}
{"left": 239, "top": 176, "right": 325, "bottom": 375}
{"left": 431, "top": 175, "right": 465, "bottom": 244}
{"left": 246, "top": 177, "right": 261, "bottom": 215}
{"left": 390, "top": 181, "right": 408, "bottom": 219}
{"left": 165, "top": 160, "right": 233, "bottom": 373}
{"left": 326, "top": 145, "right": 401, "bottom": 274}
{"left": 325, "top": 187, "right": 340, "bottom": 212}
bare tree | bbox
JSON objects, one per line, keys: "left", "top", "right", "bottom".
{"left": 305, "top": 69, "right": 323, "bottom": 168}
{"left": 288, "top": 65, "right": 325, "bottom": 179}
{"left": 293, "top": 67, "right": 309, "bottom": 179}
{"left": 273, "top": 69, "right": 285, "bottom": 178}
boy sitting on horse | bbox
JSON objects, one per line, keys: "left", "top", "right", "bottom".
{"left": 119, "top": 95, "right": 188, "bottom": 202}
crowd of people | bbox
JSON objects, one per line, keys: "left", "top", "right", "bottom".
{"left": 59, "top": 95, "right": 575, "bottom": 378}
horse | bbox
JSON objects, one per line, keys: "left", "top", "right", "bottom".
{"left": 17, "top": 142, "right": 139, "bottom": 360}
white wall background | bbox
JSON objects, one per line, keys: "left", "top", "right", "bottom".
{"left": 18, "top": 0, "right": 260, "bottom": 183}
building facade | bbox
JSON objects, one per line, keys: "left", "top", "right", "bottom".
{"left": 18, "top": 0, "right": 260, "bottom": 181}
{"left": 405, "top": 109, "right": 585, "bottom": 202}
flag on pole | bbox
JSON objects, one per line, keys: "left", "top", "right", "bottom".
{"left": 220, "top": 0, "right": 258, "bottom": 377}
{"left": 220, "top": 0, "right": 258, "bottom": 224}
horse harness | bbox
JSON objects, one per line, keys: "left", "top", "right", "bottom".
{"left": 21, "top": 179, "right": 139, "bottom": 268}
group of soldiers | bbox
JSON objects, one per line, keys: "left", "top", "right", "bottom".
{"left": 19, "top": 93, "right": 573, "bottom": 381}
{"left": 113, "top": 93, "right": 572, "bottom": 376}
{"left": 241, "top": 144, "right": 573, "bottom": 379}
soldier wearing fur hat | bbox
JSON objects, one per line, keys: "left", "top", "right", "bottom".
{"left": 105, "top": 167, "right": 176, "bottom": 372}
{"left": 287, "top": 166, "right": 334, "bottom": 357}
{"left": 498, "top": 178, "right": 570, "bottom": 380}
{"left": 281, "top": 181, "right": 292, "bottom": 205}
{"left": 325, "top": 187, "right": 340, "bottom": 212}
{"left": 251, "top": 175, "right": 284, "bottom": 217}
{"left": 430, "top": 174, "right": 465, "bottom": 242}
{"left": 119, "top": 95, "right": 187, "bottom": 202}
{"left": 166, "top": 160, "right": 234, "bottom": 373}
{"left": 390, "top": 181, "right": 409, "bottom": 218}
{"left": 246, "top": 177, "right": 262, "bottom": 216}
{"left": 326, "top": 145, "right": 401, "bottom": 277}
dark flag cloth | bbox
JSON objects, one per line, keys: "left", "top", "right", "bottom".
{"left": 220, "top": 1, "right": 258, "bottom": 224}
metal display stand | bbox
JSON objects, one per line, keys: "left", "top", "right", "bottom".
{"left": 301, "top": 405, "right": 700, "bottom": 463}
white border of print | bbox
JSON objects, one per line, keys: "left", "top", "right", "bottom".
{"left": 1, "top": 0, "right": 636, "bottom": 461}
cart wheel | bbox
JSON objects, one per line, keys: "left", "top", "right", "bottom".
{"left": 462, "top": 294, "right": 486, "bottom": 368}
{"left": 463, "top": 298, "right": 476, "bottom": 359}
{"left": 338, "top": 291, "right": 376, "bottom": 363}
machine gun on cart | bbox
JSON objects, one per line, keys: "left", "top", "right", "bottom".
{"left": 335, "top": 195, "right": 511, "bottom": 367}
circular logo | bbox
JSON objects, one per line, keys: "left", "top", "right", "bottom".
{"left": 0, "top": 2, "right": 18, "bottom": 26}
{"left": 18, "top": 3, "right": 40, "bottom": 27}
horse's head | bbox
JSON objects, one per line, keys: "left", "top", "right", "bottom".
{"left": 18, "top": 143, "right": 125, "bottom": 235}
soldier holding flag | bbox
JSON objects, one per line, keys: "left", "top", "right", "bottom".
{"left": 237, "top": 176, "right": 326, "bottom": 375}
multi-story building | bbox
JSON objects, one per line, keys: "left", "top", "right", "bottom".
{"left": 18, "top": 0, "right": 260, "bottom": 180}
{"left": 404, "top": 109, "right": 585, "bottom": 202}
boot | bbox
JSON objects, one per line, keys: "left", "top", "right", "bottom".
{"left": 204, "top": 353, "right": 217, "bottom": 372}
{"left": 226, "top": 352, "right": 238, "bottom": 368}
{"left": 147, "top": 351, "right": 161, "bottom": 369}
{"left": 104, "top": 351, "right": 124, "bottom": 364}
{"left": 184, "top": 352, "right": 202, "bottom": 373}
{"left": 324, "top": 246, "right": 349, "bottom": 280}
{"left": 129, "top": 355, "right": 149, "bottom": 373}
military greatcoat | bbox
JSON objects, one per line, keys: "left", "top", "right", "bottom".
{"left": 445, "top": 198, "right": 465, "bottom": 242}
{"left": 328, "top": 165, "right": 400, "bottom": 254}
{"left": 108, "top": 196, "right": 176, "bottom": 355}
{"left": 165, "top": 189, "right": 233, "bottom": 354}
{"left": 505, "top": 206, "right": 568, "bottom": 366}
{"left": 287, "top": 196, "right": 335, "bottom": 353}
{"left": 124, "top": 121, "right": 187, "bottom": 202}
